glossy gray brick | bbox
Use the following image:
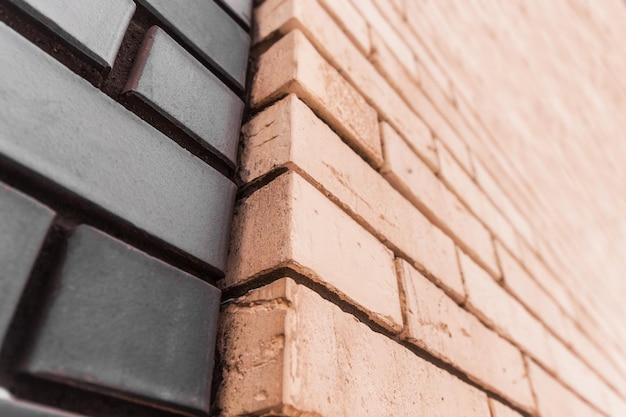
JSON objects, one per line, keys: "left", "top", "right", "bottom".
{"left": 218, "top": 0, "right": 253, "bottom": 27}
{"left": 137, "top": 0, "right": 249, "bottom": 90}
{"left": 125, "top": 27, "right": 244, "bottom": 167}
{"left": 0, "top": 21, "right": 236, "bottom": 273}
{"left": 25, "top": 226, "right": 221, "bottom": 415}
{"left": 0, "top": 398, "right": 83, "bottom": 417}
{"left": 8, "top": 0, "right": 135, "bottom": 68}
{"left": 0, "top": 184, "right": 54, "bottom": 346}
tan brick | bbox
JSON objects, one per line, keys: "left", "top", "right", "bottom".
{"left": 348, "top": 0, "right": 416, "bottom": 76}
{"left": 566, "top": 317, "right": 626, "bottom": 397}
{"left": 218, "top": 278, "right": 492, "bottom": 417}
{"left": 254, "top": 0, "right": 437, "bottom": 170}
{"left": 459, "top": 249, "right": 554, "bottom": 370}
{"left": 239, "top": 95, "right": 463, "bottom": 301}
{"left": 546, "top": 333, "right": 612, "bottom": 415}
{"left": 318, "top": 0, "right": 370, "bottom": 54}
{"left": 251, "top": 29, "right": 382, "bottom": 166}
{"left": 473, "top": 158, "right": 535, "bottom": 248}
{"left": 496, "top": 242, "right": 570, "bottom": 344}
{"left": 517, "top": 238, "right": 575, "bottom": 318}
{"left": 225, "top": 171, "right": 402, "bottom": 331}
{"left": 398, "top": 259, "right": 534, "bottom": 411}
{"left": 382, "top": 122, "right": 498, "bottom": 292}
{"left": 489, "top": 399, "right": 524, "bottom": 417}
{"left": 527, "top": 359, "right": 599, "bottom": 417}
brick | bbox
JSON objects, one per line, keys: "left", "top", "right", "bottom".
{"left": 125, "top": 27, "right": 244, "bottom": 167}
{"left": 318, "top": 0, "right": 370, "bottom": 54}
{"left": 459, "top": 250, "right": 554, "bottom": 369}
{"left": 348, "top": 0, "right": 416, "bottom": 76}
{"left": 437, "top": 142, "right": 500, "bottom": 275}
{"left": 251, "top": 30, "right": 382, "bottom": 167}
{"left": 517, "top": 238, "right": 574, "bottom": 317}
{"left": 381, "top": 122, "right": 493, "bottom": 295}
{"left": 25, "top": 226, "right": 221, "bottom": 416}
{"left": 0, "top": 398, "right": 84, "bottom": 417}
{"left": 489, "top": 399, "right": 524, "bottom": 417}
{"left": 397, "top": 259, "right": 534, "bottom": 411}
{"left": 254, "top": 0, "right": 437, "bottom": 170}
{"left": 496, "top": 242, "right": 570, "bottom": 344}
{"left": 527, "top": 359, "right": 599, "bottom": 417}
{"left": 217, "top": 0, "right": 253, "bottom": 27}
{"left": 566, "top": 318, "right": 626, "bottom": 396}
{"left": 8, "top": 0, "right": 134, "bottom": 68}
{"left": 217, "top": 278, "right": 492, "bottom": 417}
{"left": 226, "top": 171, "right": 402, "bottom": 331}
{"left": 137, "top": 0, "right": 249, "bottom": 90}
{"left": 473, "top": 158, "right": 535, "bottom": 248}
{"left": 546, "top": 334, "right": 611, "bottom": 415}
{"left": 0, "top": 22, "right": 236, "bottom": 272}
{"left": 239, "top": 95, "right": 462, "bottom": 302}
{"left": 0, "top": 184, "right": 54, "bottom": 346}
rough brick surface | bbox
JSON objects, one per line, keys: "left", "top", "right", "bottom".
{"left": 226, "top": 171, "right": 402, "bottom": 331}
{"left": 397, "top": 259, "right": 534, "bottom": 411}
{"left": 459, "top": 249, "right": 554, "bottom": 369}
{"left": 239, "top": 95, "right": 463, "bottom": 300}
{"left": 251, "top": 29, "right": 382, "bottom": 166}
{"left": 218, "top": 278, "right": 492, "bottom": 417}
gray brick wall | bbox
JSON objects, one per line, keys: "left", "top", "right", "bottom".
{"left": 0, "top": 1, "right": 252, "bottom": 416}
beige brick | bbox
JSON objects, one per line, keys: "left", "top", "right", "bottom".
{"left": 225, "top": 171, "right": 402, "bottom": 331}
{"left": 239, "top": 95, "right": 463, "bottom": 301}
{"left": 218, "top": 278, "right": 492, "bottom": 417}
{"left": 473, "top": 158, "right": 535, "bottom": 248}
{"left": 527, "top": 359, "right": 600, "bottom": 417}
{"left": 496, "top": 242, "right": 570, "bottom": 344}
{"left": 546, "top": 333, "right": 612, "bottom": 415}
{"left": 566, "top": 317, "right": 626, "bottom": 397}
{"left": 254, "top": 0, "right": 437, "bottom": 170}
{"left": 489, "top": 399, "right": 524, "bottom": 417}
{"left": 398, "top": 259, "right": 534, "bottom": 411}
{"left": 459, "top": 250, "right": 554, "bottom": 370}
{"left": 348, "top": 0, "right": 416, "bottom": 76}
{"left": 251, "top": 29, "right": 382, "bottom": 166}
{"left": 382, "top": 122, "right": 498, "bottom": 292}
{"left": 517, "top": 238, "right": 575, "bottom": 318}
{"left": 318, "top": 0, "right": 370, "bottom": 54}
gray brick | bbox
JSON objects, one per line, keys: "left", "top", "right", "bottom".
{"left": 0, "top": 184, "right": 54, "bottom": 346}
{"left": 0, "top": 22, "right": 236, "bottom": 273}
{"left": 24, "top": 226, "right": 221, "bottom": 415}
{"left": 137, "top": 0, "right": 249, "bottom": 90}
{"left": 0, "top": 398, "right": 83, "bottom": 417}
{"left": 125, "top": 27, "right": 244, "bottom": 167}
{"left": 8, "top": 0, "right": 135, "bottom": 68}
{"left": 218, "top": 0, "right": 253, "bottom": 27}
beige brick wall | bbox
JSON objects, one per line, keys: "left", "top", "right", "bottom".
{"left": 216, "top": 0, "right": 626, "bottom": 416}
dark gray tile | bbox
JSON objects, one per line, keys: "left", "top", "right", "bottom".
{"left": 24, "top": 226, "right": 221, "bottom": 415}
{"left": 125, "top": 27, "right": 244, "bottom": 167}
{"left": 0, "top": 184, "right": 54, "bottom": 346}
{"left": 217, "top": 0, "right": 253, "bottom": 27}
{"left": 0, "top": 21, "right": 236, "bottom": 273}
{"left": 137, "top": 0, "right": 250, "bottom": 90}
{"left": 8, "top": 0, "right": 135, "bottom": 68}
{"left": 0, "top": 398, "right": 83, "bottom": 417}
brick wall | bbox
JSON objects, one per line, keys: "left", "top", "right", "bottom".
{"left": 218, "top": 1, "right": 626, "bottom": 417}
{"left": 0, "top": 0, "right": 251, "bottom": 416}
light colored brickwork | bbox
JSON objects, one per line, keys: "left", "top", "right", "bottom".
{"left": 219, "top": 0, "right": 626, "bottom": 416}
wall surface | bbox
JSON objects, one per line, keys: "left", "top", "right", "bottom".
{"left": 0, "top": 0, "right": 251, "bottom": 416}
{"left": 218, "top": 0, "right": 626, "bottom": 416}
